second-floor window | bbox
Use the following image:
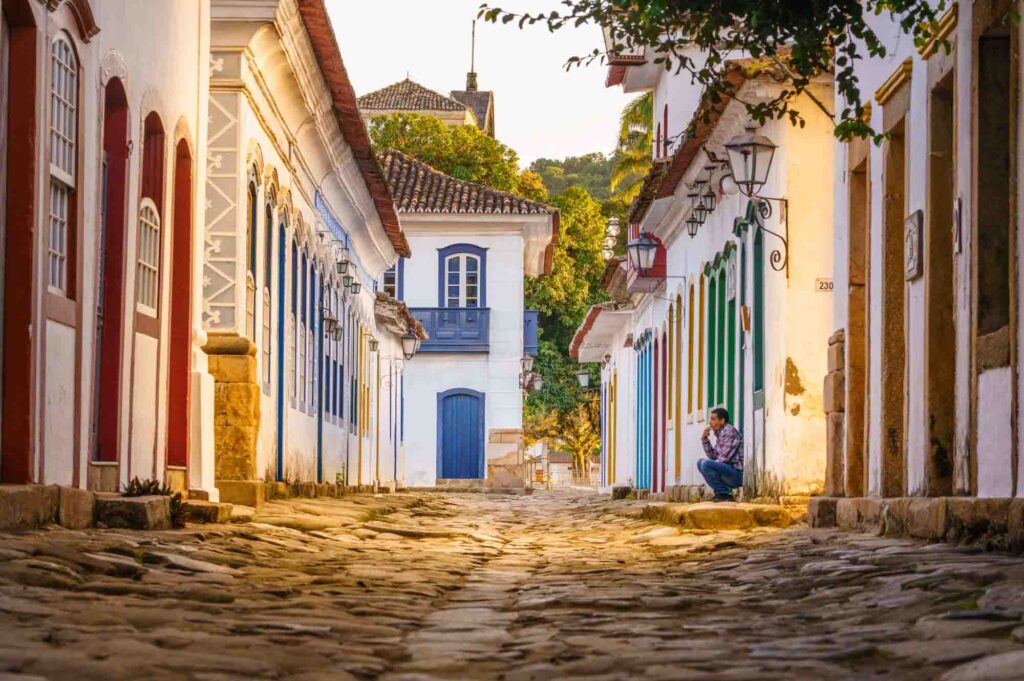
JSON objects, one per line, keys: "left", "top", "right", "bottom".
{"left": 383, "top": 265, "right": 397, "bottom": 298}
{"left": 48, "top": 35, "right": 78, "bottom": 296}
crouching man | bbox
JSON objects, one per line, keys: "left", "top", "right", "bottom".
{"left": 697, "top": 407, "right": 743, "bottom": 502}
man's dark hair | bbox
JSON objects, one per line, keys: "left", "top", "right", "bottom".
{"left": 711, "top": 407, "right": 730, "bottom": 423}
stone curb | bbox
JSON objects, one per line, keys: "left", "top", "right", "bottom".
{"left": 807, "top": 495, "right": 1024, "bottom": 552}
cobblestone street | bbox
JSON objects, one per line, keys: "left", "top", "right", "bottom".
{"left": 1, "top": 491, "right": 1024, "bottom": 680}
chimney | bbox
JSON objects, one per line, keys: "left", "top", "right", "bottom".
{"left": 466, "top": 71, "right": 478, "bottom": 91}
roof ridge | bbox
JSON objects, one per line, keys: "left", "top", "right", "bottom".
{"left": 358, "top": 78, "right": 468, "bottom": 112}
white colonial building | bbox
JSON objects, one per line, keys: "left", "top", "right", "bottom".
{"left": 574, "top": 50, "right": 836, "bottom": 498}
{"left": 0, "top": 0, "right": 422, "bottom": 506}
{"left": 379, "top": 150, "right": 555, "bottom": 488}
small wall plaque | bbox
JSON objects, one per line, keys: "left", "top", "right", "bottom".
{"left": 904, "top": 209, "right": 923, "bottom": 281}
{"left": 815, "top": 278, "right": 835, "bottom": 292}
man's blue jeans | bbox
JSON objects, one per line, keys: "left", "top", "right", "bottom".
{"left": 697, "top": 458, "right": 743, "bottom": 497}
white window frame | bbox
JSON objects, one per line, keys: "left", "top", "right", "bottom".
{"left": 444, "top": 253, "right": 481, "bottom": 308}
{"left": 135, "top": 198, "right": 160, "bottom": 314}
{"left": 47, "top": 34, "right": 77, "bottom": 296}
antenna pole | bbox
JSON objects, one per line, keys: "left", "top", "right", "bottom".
{"left": 471, "top": 20, "right": 476, "bottom": 72}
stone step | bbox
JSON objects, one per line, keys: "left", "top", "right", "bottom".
{"left": 641, "top": 501, "right": 796, "bottom": 530}
{"left": 181, "top": 499, "right": 233, "bottom": 524}
{"left": 95, "top": 495, "right": 172, "bottom": 530}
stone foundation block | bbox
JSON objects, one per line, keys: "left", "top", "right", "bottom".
{"left": 58, "top": 486, "right": 95, "bottom": 529}
{"left": 946, "top": 498, "right": 1011, "bottom": 546}
{"left": 807, "top": 496, "right": 838, "bottom": 528}
{"left": 836, "top": 497, "right": 882, "bottom": 530}
{"left": 827, "top": 342, "right": 845, "bottom": 374}
{"left": 216, "top": 480, "right": 265, "bottom": 507}
{"left": 825, "top": 413, "right": 845, "bottom": 496}
{"left": 1009, "top": 499, "right": 1024, "bottom": 553}
{"left": 880, "top": 498, "right": 912, "bottom": 536}
{"left": 96, "top": 495, "right": 171, "bottom": 530}
{"left": 907, "top": 498, "right": 948, "bottom": 540}
{"left": 0, "top": 485, "right": 59, "bottom": 530}
{"left": 182, "top": 500, "right": 233, "bottom": 524}
{"left": 611, "top": 486, "right": 631, "bottom": 500}
{"left": 685, "top": 504, "right": 755, "bottom": 530}
{"left": 188, "top": 488, "right": 210, "bottom": 501}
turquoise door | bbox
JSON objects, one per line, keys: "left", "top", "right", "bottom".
{"left": 437, "top": 388, "right": 485, "bottom": 479}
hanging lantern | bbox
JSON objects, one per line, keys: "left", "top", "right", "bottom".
{"left": 322, "top": 311, "right": 339, "bottom": 335}
{"left": 521, "top": 356, "right": 534, "bottom": 373}
{"left": 332, "top": 327, "right": 342, "bottom": 342}
{"left": 401, "top": 332, "right": 418, "bottom": 360}
{"left": 725, "top": 128, "right": 777, "bottom": 197}
{"left": 625, "top": 232, "right": 658, "bottom": 271}
{"left": 350, "top": 280, "right": 361, "bottom": 295}
{"left": 690, "top": 189, "right": 709, "bottom": 224}
{"left": 686, "top": 215, "right": 701, "bottom": 238}
{"left": 368, "top": 336, "right": 379, "bottom": 352}
{"left": 606, "top": 217, "right": 621, "bottom": 237}
{"left": 701, "top": 187, "right": 717, "bottom": 214}
{"left": 342, "top": 273, "right": 354, "bottom": 288}
{"left": 336, "top": 260, "right": 349, "bottom": 275}
{"left": 532, "top": 374, "right": 544, "bottom": 391}
{"left": 576, "top": 369, "right": 590, "bottom": 389}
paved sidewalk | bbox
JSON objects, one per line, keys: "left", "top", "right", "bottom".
{"left": 0, "top": 490, "right": 1023, "bottom": 680}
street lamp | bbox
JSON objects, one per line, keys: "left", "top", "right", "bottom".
{"left": 401, "top": 332, "right": 418, "bottom": 360}
{"left": 532, "top": 375, "right": 544, "bottom": 391}
{"left": 350, "top": 279, "right": 362, "bottom": 295}
{"left": 690, "top": 189, "right": 709, "bottom": 224}
{"left": 625, "top": 232, "right": 658, "bottom": 272}
{"left": 725, "top": 128, "right": 777, "bottom": 197}
{"left": 576, "top": 368, "right": 590, "bottom": 389}
{"left": 686, "top": 215, "right": 701, "bottom": 238}
{"left": 342, "top": 273, "right": 354, "bottom": 288}
{"left": 521, "top": 356, "right": 534, "bottom": 373}
{"left": 368, "top": 336, "right": 379, "bottom": 352}
{"left": 322, "top": 310, "right": 339, "bottom": 335}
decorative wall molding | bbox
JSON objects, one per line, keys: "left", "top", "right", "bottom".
{"left": 203, "top": 92, "right": 242, "bottom": 331}
{"left": 44, "top": 0, "right": 100, "bottom": 42}
{"left": 875, "top": 58, "right": 913, "bottom": 105}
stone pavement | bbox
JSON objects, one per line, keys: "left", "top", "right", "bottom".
{"left": 1, "top": 490, "right": 1024, "bottom": 680}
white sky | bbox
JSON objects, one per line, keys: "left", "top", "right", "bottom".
{"left": 327, "top": 0, "right": 629, "bottom": 167}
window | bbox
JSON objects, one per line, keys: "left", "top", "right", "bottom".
{"left": 262, "top": 200, "right": 273, "bottom": 387}
{"left": 290, "top": 240, "right": 298, "bottom": 401}
{"left": 135, "top": 199, "right": 160, "bottom": 311}
{"left": 299, "top": 250, "right": 307, "bottom": 407}
{"left": 687, "top": 284, "right": 695, "bottom": 415}
{"left": 245, "top": 178, "right": 257, "bottom": 339}
{"left": 308, "top": 265, "right": 317, "bottom": 412}
{"left": 383, "top": 265, "right": 397, "bottom": 298}
{"left": 48, "top": 35, "right": 77, "bottom": 296}
{"left": 439, "top": 245, "right": 487, "bottom": 308}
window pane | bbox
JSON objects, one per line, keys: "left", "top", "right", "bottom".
{"left": 466, "top": 257, "right": 478, "bottom": 273}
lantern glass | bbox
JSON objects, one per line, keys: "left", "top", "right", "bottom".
{"left": 532, "top": 375, "right": 544, "bottom": 391}
{"left": 368, "top": 337, "right": 379, "bottom": 352}
{"left": 686, "top": 216, "right": 700, "bottom": 238}
{"left": 725, "top": 130, "right": 777, "bottom": 196}
{"left": 336, "top": 260, "right": 349, "bottom": 275}
{"left": 576, "top": 369, "right": 590, "bottom": 389}
{"left": 350, "top": 280, "right": 361, "bottom": 295}
{"left": 342, "top": 273, "right": 354, "bottom": 288}
{"left": 401, "top": 333, "right": 417, "bottom": 360}
{"left": 332, "top": 327, "right": 342, "bottom": 341}
{"left": 701, "top": 188, "right": 716, "bottom": 213}
{"left": 626, "top": 232, "right": 658, "bottom": 271}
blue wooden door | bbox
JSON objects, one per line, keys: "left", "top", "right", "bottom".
{"left": 438, "top": 389, "right": 484, "bottom": 479}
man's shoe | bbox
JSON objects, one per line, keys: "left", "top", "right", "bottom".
{"left": 711, "top": 494, "right": 734, "bottom": 503}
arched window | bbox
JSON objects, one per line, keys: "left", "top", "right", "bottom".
{"left": 136, "top": 112, "right": 165, "bottom": 322}
{"left": 47, "top": 34, "right": 78, "bottom": 297}
{"left": 245, "top": 174, "right": 258, "bottom": 339}
{"left": 438, "top": 244, "right": 486, "bottom": 308}
{"left": 716, "top": 267, "right": 726, "bottom": 409}
{"left": 298, "top": 249, "right": 307, "bottom": 408}
{"left": 262, "top": 197, "right": 273, "bottom": 388}
{"left": 290, "top": 239, "right": 298, "bottom": 401}
{"left": 135, "top": 199, "right": 160, "bottom": 312}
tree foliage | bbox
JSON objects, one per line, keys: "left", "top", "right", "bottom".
{"left": 480, "top": 0, "right": 953, "bottom": 140}
{"left": 529, "top": 152, "right": 614, "bottom": 200}
{"left": 368, "top": 113, "right": 543, "bottom": 196}
{"left": 610, "top": 92, "right": 653, "bottom": 201}
{"left": 526, "top": 398, "right": 601, "bottom": 480}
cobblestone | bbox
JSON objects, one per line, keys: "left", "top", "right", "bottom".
{"left": 0, "top": 490, "right": 1023, "bottom": 680}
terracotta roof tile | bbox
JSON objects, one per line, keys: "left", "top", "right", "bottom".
{"left": 450, "top": 89, "right": 493, "bottom": 131}
{"left": 380, "top": 150, "right": 554, "bottom": 216}
{"left": 359, "top": 78, "right": 469, "bottom": 113}
{"left": 296, "top": 0, "right": 409, "bottom": 256}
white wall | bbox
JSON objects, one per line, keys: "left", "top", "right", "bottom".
{"left": 401, "top": 225, "right": 526, "bottom": 486}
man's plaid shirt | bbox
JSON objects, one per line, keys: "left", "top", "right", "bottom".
{"left": 701, "top": 423, "right": 744, "bottom": 471}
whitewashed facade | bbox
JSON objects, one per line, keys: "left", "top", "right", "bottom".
{"left": 379, "top": 151, "right": 554, "bottom": 488}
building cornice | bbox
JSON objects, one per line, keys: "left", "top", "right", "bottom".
{"left": 919, "top": 3, "right": 958, "bottom": 59}
{"left": 874, "top": 58, "right": 913, "bottom": 105}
